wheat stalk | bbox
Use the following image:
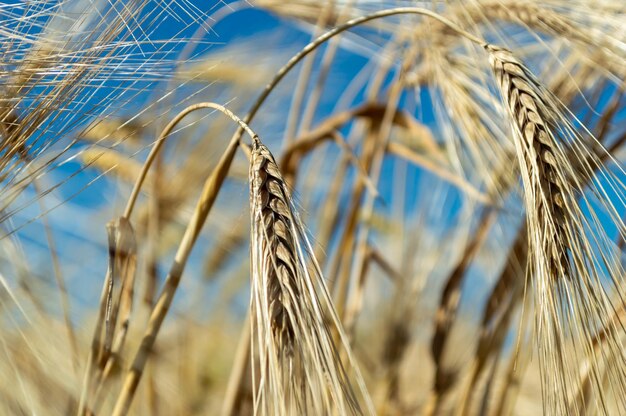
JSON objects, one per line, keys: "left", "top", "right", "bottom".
{"left": 110, "top": 103, "right": 257, "bottom": 415}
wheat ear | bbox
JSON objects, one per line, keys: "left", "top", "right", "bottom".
{"left": 487, "top": 44, "right": 626, "bottom": 414}
{"left": 249, "top": 136, "right": 373, "bottom": 415}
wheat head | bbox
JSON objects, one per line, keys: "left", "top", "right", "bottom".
{"left": 249, "top": 136, "right": 373, "bottom": 415}
{"left": 487, "top": 43, "right": 626, "bottom": 415}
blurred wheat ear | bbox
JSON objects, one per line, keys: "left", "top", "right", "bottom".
{"left": 249, "top": 136, "right": 373, "bottom": 415}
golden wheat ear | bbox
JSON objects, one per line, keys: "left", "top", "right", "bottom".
{"left": 248, "top": 136, "right": 374, "bottom": 415}
{"left": 486, "top": 44, "right": 626, "bottom": 415}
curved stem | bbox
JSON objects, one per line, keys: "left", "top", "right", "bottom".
{"left": 123, "top": 103, "right": 257, "bottom": 219}
{"left": 112, "top": 128, "right": 246, "bottom": 416}
{"left": 154, "top": 8, "right": 484, "bottom": 190}
{"left": 242, "top": 7, "right": 484, "bottom": 131}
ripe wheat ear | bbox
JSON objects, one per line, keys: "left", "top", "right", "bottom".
{"left": 487, "top": 44, "right": 626, "bottom": 415}
{"left": 249, "top": 136, "right": 373, "bottom": 415}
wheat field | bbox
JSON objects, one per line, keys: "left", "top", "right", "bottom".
{"left": 0, "top": 1, "right": 625, "bottom": 415}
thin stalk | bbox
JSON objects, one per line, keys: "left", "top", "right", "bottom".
{"left": 230, "top": 7, "right": 486, "bottom": 149}
{"left": 220, "top": 315, "right": 252, "bottom": 416}
{"left": 110, "top": 105, "right": 257, "bottom": 415}
{"left": 283, "top": 0, "right": 336, "bottom": 145}
{"left": 124, "top": 103, "right": 256, "bottom": 220}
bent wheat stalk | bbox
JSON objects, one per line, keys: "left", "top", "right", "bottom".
{"left": 249, "top": 136, "right": 373, "bottom": 415}
{"left": 111, "top": 104, "right": 256, "bottom": 416}
{"left": 230, "top": 7, "right": 486, "bottom": 149}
